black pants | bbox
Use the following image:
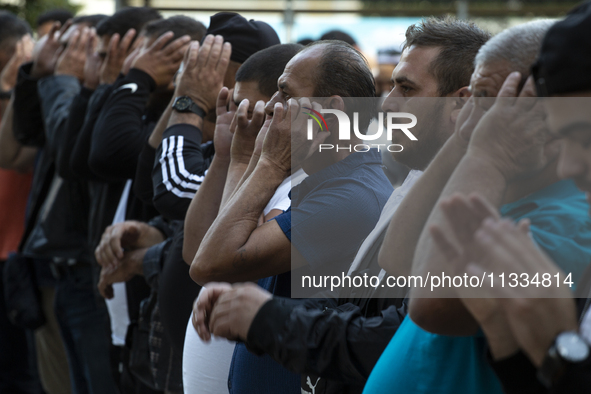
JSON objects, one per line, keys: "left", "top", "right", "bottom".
{"left": 0, "top": 260, "right": 44, "bottom": 393}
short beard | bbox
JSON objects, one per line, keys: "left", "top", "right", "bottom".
{"left": 389, "top": 101, "right": 449, "bottom": 171}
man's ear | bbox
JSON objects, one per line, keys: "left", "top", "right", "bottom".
{"left": 322, "top": 95, "right": 345, "bottom": 129}
{"left": 328, "top": 95, "right": 345, "bottom": 111}
{"left": 450, "top": 86, "right": 471, "bottom": 124}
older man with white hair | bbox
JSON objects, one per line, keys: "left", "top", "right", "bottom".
{"left": 366, "top": 18, "right": 591, "bottom": 394}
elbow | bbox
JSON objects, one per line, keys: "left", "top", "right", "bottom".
{"left": 408, "top": 298, "right": 441, "bottom": 334}
{"left": 189, "top": 258, "right": 216, "bottom": 286}
{"left": 378, "top": 246, "right": 411, "bottom": 277}
{"left": 409, "top": 298, "right": 478, "bottom": 336}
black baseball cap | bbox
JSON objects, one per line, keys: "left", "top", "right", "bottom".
{"left": 206, "top": 12, "right": 280, "bottom": 64}
{"left": 532, "top": 1, "right": 591, "bottom": 96}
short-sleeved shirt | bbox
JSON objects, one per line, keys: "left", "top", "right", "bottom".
{"left": 362, "top": 179, "right": 591, "bottom": 394}
{"left": 229, "top": 150, "right": 393, "bottom": 394}
{"left": 275, "top": 149, "right": 394, "bottom": 277}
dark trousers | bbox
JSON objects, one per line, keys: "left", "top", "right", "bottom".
{"left": 0, "top": 260, "right": 44, "bottom": 393}
{"left": 52, "top": 263, "right": 118, "bottom": 394}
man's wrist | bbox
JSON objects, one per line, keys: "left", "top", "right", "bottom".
{"left": 257, "top": 156, "right": 291, "bottom": 179}
{"left": 0, "top": 88, "right": 12, "bottom": 100}
{"left": 175, "top": 91, "right": 211, "bottom": 114}
{"left": 463, "top": 149, "right": 510, "bottom": 185}
{"left": 168, "top": 111, "right": 204, "bottom": 130}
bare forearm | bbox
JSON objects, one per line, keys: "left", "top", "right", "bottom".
{"left": 191, "top": 159, "right": 287, "bottom": 283}
{"left": 379, "top": 138, "right": 466, "bottom": 276}
{"left": 148, "top": 98, "right": 173, "bottom": 148}
{"left": 222, "top": 152, "right": 259, "bottom": 209}
{"left": 167, "top": 111, "right": 203, "bottom": 131}
{"left": 220, "top": 160, "right": 250, "bottom": 209}
{"left": 410, "top": 153, "right": 507, "bottom": 334}
{"left": 182, "top": 155, "right": 231, "bottom": 263}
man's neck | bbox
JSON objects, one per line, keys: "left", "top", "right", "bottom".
{"left": 503, "top": 161, "right": 561, "bottom": 205}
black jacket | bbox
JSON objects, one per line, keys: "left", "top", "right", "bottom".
{"left": 14, "top": 66, "right": 92, "bottom": 263}
{"left": 246, "top": 296, "right": 407, "bottom": 394}
{"left": 489, "top": 267, "right": 591, "bottom": 394}
{"left": 152, "top": 123, "right": 214, "bottom": 220}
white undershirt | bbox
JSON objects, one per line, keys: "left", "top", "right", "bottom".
{"left": 182, "top": 173, "right": 302, "bottom": 393}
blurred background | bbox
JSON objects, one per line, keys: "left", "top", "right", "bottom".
{"left": 0, "top": 0, "right": 578, "bottom": 70}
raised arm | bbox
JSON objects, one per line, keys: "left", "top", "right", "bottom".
{"left": 409, "top": 74, "right": 557, "bottom": 334}
{"left": 183, "top": 95, "right": 266, "bottom": 263}
{"left": 378, "top": 97, "right": 479, "bottom": 277}
{"left": 190, "top": 98, "right": 326, "bottom": 284}
{"left": 152, "top": 36, "right": 230, "bottom": 220}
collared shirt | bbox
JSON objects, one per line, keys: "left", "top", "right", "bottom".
{"left": 363, "top": 179, "right": 591, "bottom": 394}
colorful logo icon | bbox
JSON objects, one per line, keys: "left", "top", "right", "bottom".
{"left": 304, "top": 107, "right": 329, "bottom": 132}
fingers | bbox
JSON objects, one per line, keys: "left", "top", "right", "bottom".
{"left": 192, "top": 301, "right": 209, "bottom": 341}
{"left": 184, "top": 41, "right": 199, "bottom": 69}
{"left": 272, "top": 102, "right": 284, "bottom": 126}
{"left": 519, "top": 76, "right": 536, "bottom": 98}
{"left": 468, "top": 193, "right": 500, "bottom": 220}
{"left": 107, "top": 33, "right": 121, "bottom": 60}
{"left": 208, "top": 295, "right": 235, "bottom": 339}
{"left": 216, "top": 87, "right": 230, "bottom": 116}
{"left": 109, "top": 227, "right": 125, "bottom": 261}
{"left": 194, "top": 283, "right": 232, "bottom": 341}
{"left": 57, "top": 19, "right": 73, "bottom": 39}
{"left": 75, "top": 27, "right": 91, "bottom": 53}
{"left": 496, "top": 71, "right": 521, "bottom": 107}
{"left": 196, "top": 35, "right": 215, "bottom": 69}
{"left": 439, "top": 195, "right": 482, "bottom": 245}
{"left": 47, "top": 22, "right": 62, "bottom": 43}
{"left": 228, "top": 89, "right": 237, "bottom": 112}
{"left": 217, "top": 42, "right": 232, "bottom": 72}
{"left": 251, "top": 100, "right": 266, "bottom": 129}
{"left": 120, "top": 28, "right": 137, "bottom": 53}
{"left": 517, "top": 218, "right": 531, "bottom": 234}
{"left": 150, "top": 31, "right": 175, "bottom": 52}
{"left": 98, "top": 269, "right": 114, "bottom": 299}
{"left": 236, "top": 99, "right": 250, "bottom": 130}
{"left": 163, "top": 35, "right": 191, "bottom": 57}
{"left": 202, "top": 35, "right": 223, "bottom": 69}
{"left": 86, "top": 30, "right": 97, "bottom": 56}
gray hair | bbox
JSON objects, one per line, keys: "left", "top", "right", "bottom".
{"left": 474, "top": 20, "right": 554, "bottom": 74}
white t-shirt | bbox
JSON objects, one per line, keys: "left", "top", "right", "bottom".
{"left": 263, "top": 169, "right": 307, "bottom": 215}
{"left": 183, "top": 312, "right": 235, "bottom": 394}
{"left": 105, "top": 180, "right": 132, "bottom": 346}
{"left": 183, "top": 171, "right": 305, "bottom": 393}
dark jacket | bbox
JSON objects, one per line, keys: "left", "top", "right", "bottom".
{"left": 489, "top": 267, "right": 591, "bottom": 394}
{"left": 246, "top": 296, "right": 407, "bottom": 394}
{"left": 14, "top": 66, "right": 92, "bottom": 263}
{"left": 152, "top": 123, "right": 214, "bottom": 220}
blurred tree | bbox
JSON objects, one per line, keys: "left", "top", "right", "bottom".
{"left": 0, "top": 0, "right": 80, "bottom": 30}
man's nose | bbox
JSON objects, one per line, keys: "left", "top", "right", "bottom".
{"left": 381, "top": 90, "right": 402, "bottom": 113}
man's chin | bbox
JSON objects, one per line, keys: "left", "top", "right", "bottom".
{"left": 389, "top": 149, "right": 424, "bottom": 171}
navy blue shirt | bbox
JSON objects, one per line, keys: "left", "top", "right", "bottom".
{"left": 228, "top": 150, "right": 393, "bottom": 394}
